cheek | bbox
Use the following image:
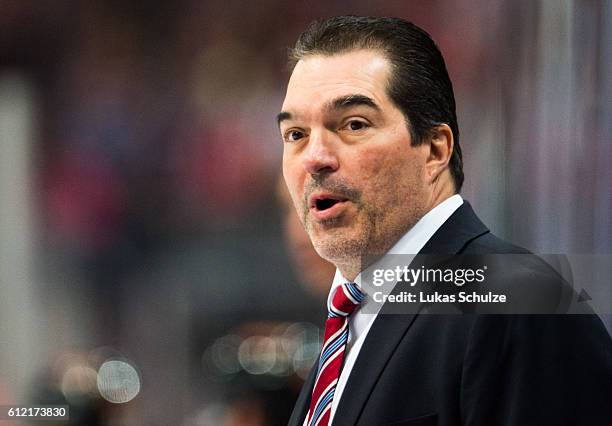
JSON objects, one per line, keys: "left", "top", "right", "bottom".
{"left": 282, "top": 156, "right": 301, "bottom": 197}
{"left": 358, "top": 145, "right": 415, "bottom": 192}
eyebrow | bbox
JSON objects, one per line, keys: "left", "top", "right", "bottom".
{"left": 276, "top": 94, "right": 380, "bottom": 127}
{"left": 276, "top": 111, "right": 292, "bottom": 126}
{"left": 327, "top": 94, "right": 380, "bottom": 112}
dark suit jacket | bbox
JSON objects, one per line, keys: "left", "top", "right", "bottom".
{"left": 288, "top": 202, "right": 612, "bottom": 426}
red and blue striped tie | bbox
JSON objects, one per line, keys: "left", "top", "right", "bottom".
{"left": 306, "top": 282, "right": 365, "bottom": 426}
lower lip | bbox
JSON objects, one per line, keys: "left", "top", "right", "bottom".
{"left": 310, "top": 201, "right": 349, "bottom": 221}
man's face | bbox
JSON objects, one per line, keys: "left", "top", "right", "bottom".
{"left": 280, "top": 49, "right": 431, "bottom": 273}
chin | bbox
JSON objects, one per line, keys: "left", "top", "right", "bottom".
{"left": 310, "top": 232, "right": 369, "bottom": 266}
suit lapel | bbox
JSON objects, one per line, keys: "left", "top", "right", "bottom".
{"left": 332, "top": 202, "right": 489, "bottom": 425}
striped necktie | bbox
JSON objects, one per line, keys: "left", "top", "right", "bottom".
{"left": 306, "top": 282, "right": 365, "bottom": 426}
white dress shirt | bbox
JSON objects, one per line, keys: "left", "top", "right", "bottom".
{"left": 315, "top": 194, "right": 464, "bottom": 424}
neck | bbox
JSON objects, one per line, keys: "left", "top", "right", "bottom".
{"left": 338, "top": 265, "right": 360, "bottom": 282}
{"left": 428, "top": 174, "right": 456, "bottom": 211}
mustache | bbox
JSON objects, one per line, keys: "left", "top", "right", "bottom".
{"left": 302, "top": 176, "right": 362, "bottom": 208}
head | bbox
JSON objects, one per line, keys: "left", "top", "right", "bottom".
{"left": 279, "top": 16, "right": 462, "bottom": 279}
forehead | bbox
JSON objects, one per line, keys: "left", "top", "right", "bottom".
{"left": 281, "top": 50, "right": 392, "bottom": 115}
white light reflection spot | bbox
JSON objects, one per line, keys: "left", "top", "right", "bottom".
{"left": 97, "top": 360, "right": 141, "bottom": 403}
{"left": 238, "top": 336, "right": 276, "bottom": 375}
{"left": 61, "top": 365, "right": 98, "bottom": 403}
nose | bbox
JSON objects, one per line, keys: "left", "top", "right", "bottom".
{"left": 302, "top": 129, "right": 339, "bottom": 175}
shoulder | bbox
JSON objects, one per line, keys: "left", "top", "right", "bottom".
{"left": 455, "top": 231, "right": 579, "bottom": 314}
{"left": 460, "top": 230, "right": 564, "bottom": 286}
{"left": 460, "top": 231, "right": 530, "bottom": 254}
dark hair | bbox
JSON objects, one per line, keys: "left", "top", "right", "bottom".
{"left": 288, "top": 16, "right": 464, "bottom": 192}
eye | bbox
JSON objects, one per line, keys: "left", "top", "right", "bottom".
{"left": 284, "top": 129, "right": 305, "bottom": 143}
{"left": 343, "top": 120, "right": 369, "bottom": 132}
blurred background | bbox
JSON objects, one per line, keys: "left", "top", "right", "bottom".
{"left": 0, "top": 0, "right": 610, "bottom": 424}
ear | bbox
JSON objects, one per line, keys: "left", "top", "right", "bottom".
{"left": 424, "top": 124, "right": 453, "bottom": 184}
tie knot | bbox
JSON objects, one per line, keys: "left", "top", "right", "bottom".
{"left": 328, "top": 282, "right": 365, "bottom": 318}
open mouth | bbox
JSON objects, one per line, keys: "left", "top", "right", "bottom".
{"left": 309, "top": 193, "right": 349, "bottom": 216}
{"left": 315, "top": 198, "right": 341, "bottom": 211}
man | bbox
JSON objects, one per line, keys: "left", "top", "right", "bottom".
{"left": 278, "top": 16, "right": 612, "bottom": 426}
